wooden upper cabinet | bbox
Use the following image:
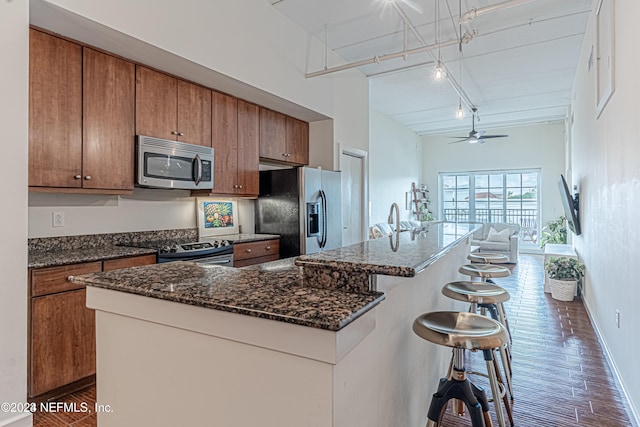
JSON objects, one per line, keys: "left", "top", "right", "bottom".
{"left": 136, "top": 66, "right": 212, "bottom": 146}
{"left": 237, "top": 100, "right": 260, "bottom": 196}
{"left": 286, "top": 117, "right": 309, "bottom": 165}
{"left": 29, "top": 29, "right": 83, "bottom": 188}
{"left": 212, "top": 91, "right": 238, "bottom": 195}
{"left": 135, "top": 66, "right": 178, "bottom": 140}
{"left": 259, "top": 108, "right": 287, "bottom": 161}
{"left": 83, "top": 48, "right": 135, "bottom": 191}
{"left": 209, "top": 95, "right": 259, "bottom": 197}
{"left": 259, "top": 107, "right": 309, "bottom": 165}
{"left": 177, "top": 80, "right": 212, "bottom": 146}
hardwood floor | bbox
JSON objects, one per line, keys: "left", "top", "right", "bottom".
{"left": 33, "top": 255, "right": 635, "bottom": 426}
{"left": 33, "top": 385, "right": 95, "bottom": 426}
{"left": 438, "top": 254, "right": 636, "bottom": 426}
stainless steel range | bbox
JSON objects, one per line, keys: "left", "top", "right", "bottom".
{"left": 123, "top": 239, "right": 234, "bottom": 266}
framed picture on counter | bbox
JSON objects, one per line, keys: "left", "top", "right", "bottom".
{"left": 196, "top": 198, "right": 238, "bottom": 237}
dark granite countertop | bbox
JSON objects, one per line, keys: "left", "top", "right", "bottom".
{"left": 295, "top": 222, "right": 480, "bottom": 277}
{"left": 29, "top": 246, "right": 158, "bottom": 269}
{"left": 70, "top": 258, "right": 384, "bottom": 331}
{"left": 27, "top": 232, "right": 280, "bottom": 269}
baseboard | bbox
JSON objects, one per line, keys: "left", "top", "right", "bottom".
{"left": 583, "top": 298, "right": 640, "bottom": 427}
{"left": 0, "top": 412, "right": 32, "bottom": 427}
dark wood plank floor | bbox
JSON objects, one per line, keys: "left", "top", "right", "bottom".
{"left": 439, "top": 254, "right": 636, "bottom": 427}
{"left": 33, "top": 254, "right": 635, "bottom": 427}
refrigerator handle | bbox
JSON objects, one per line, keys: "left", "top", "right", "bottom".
{"left": 320, "top": 190, "right": 328, "bottom": 248}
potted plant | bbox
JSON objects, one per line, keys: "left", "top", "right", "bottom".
{"left": 539, "top": 216, "right": 567, "bottom": 248}
{"left": 545, "top": 256, "right": 585, "bottom": 301}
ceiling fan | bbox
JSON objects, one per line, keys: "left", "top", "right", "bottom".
{"left": 448, "top": 108, "right": 509, "bottom": 144}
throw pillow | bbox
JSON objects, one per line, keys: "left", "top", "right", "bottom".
{"left": 375, "top": 222, "right": 393, "bottom": 235}
{"left": 486, "top": 227, "right": 511, "bottom": 243}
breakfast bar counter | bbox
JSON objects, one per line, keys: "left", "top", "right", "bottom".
{"left": 69, "top": 222, "right": 479, "bottom": 427}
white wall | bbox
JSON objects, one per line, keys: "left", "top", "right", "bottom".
{"left": 421, "top": 122, "right": 566, "bottom": 228}
{"left": 0, "top": 1, "right": 31, "bottom": 426}
{"left": 571, "top": 0, "right": 640, "bottom": 420}
{"left": 26, "top": 0, "right": 369, "bottom": 238}
{"left": 369, "top": 109, "right": 423, "bottom": 225}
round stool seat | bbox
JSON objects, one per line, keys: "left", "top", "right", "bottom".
{"left": 442, "top": 281, "right": 511, "bottom": 305}
{"left": 413, "top": 311, "right": 508, "bottom": 351}
{"left": 459, "top": 263, "right": 511, "bottom": 279}
{"left": 468, "top": 252, "right": 509, "bottom": 264}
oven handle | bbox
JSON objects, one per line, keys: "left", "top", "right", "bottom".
{"left": 195, "top": 257, "right": 232, "bottom": 266}
{"left": 193, "top": 154, "right": 202, "bottom": 185}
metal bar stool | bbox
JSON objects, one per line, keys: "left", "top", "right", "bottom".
{"left": 442, "top": 281, "right": 515, "bottom": 406}
{"left": 413, "top": 311, "right": 511, "bottom": 427}
{"left": 468, "top": 252, "right": 510, "bottom": 265}
{"left": 459, "top": 263, "right": 511, "bottom": 283}
{"left": 458, "top": 263, "right": 513, "bottom": 344}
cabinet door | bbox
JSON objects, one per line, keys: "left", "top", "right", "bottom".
{"left": 135, "top": 66, "right": 178, "bottom": 140}
{"left": 211, "top": 91, "right": 238, "bottom": 195}
{"left": 237, "top": 101, "right": 260, "bottom": 196}
{"left": 177, "top": 80, "right": 212, "bottom": 147}
{"left": 30, "top": 289, "right": 95, "bottom": 397}
{"left": 286, "top": 117, "right": 309, "bottom": 165}
{"left": 83, "top": 48, "right": 135, "bottom": 191}
{"left": 103, "top": 254, "right": 156, "bottom": 271}
{"left": 259, "top": 108, "right": 287, "bottom": 161}
{"left": 29, "top": 29, "right": 83, "bottom": 188}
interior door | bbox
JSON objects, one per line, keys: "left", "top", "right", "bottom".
{"left": 340, "top": 151, "right": 365, "bottom": 246}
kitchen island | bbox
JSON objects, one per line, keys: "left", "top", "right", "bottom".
{"left": 70, "top": 222, "right": 479, "bottom": 427}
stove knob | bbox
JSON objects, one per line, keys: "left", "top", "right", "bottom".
{"left": 213, "top": 241, "right": 219, "bottom": 248}
{"left": 161, "top": 245, "right": 171, "bottom": 254}
{"left": 170, "top": 244, "right": 178, "bottom": 253}
{"left": 221, "top": 240, "right": 228, "bottom": 246}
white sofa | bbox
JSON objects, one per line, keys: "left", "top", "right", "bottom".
{"left": 470, "top": 222, "right": 520, "bottom": 263}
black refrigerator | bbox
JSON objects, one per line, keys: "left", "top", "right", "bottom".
{"left": 256, "top": 167, "right": 342, "bottom": 258}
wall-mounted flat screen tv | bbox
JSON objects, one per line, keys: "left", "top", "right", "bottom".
{"left": 558, "top": 174, "right": 581, "bottom": 235}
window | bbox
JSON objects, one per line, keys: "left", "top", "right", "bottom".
{"left": 440, "top": 169, "right": 540, "bottom": 247}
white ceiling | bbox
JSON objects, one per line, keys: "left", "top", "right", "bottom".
{"left": 268, "top": 0, "right": 592, "bottom": 136}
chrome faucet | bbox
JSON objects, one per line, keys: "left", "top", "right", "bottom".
{"left": 388, "top": 202, "right": 400, "bottom": 232}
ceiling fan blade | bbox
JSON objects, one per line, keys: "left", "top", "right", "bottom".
{"left": 447, "top": 136, "right": 474, "bottom": 139}
{"left": 478, "top": 134, "right": 509, "bottom": 139}
{"left": 448, "top": 138, "right": 470, "bottom": 144}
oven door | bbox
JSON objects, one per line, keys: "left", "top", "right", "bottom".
{"left": 136, "top": 136, "right": 213, "bottom": 190}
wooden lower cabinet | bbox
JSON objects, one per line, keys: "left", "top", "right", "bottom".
{"left": 30, "top": 289, "right": 96, "bottom": 397}
{"left": 233, "top": 239, "right": 280, "bottom": 267}
{"left": 28, "top": 255, "right": 156, "bottom": 399}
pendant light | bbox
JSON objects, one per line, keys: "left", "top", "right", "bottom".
{"left": 433, "top": 0, "right": 445, "bottom": 80}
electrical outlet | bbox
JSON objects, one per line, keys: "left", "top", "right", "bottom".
{"left": 52, "top": 212, "right": 65, "bottom": 228}
{"left": 615, "top": 309, "right": 620, "bottom": 329}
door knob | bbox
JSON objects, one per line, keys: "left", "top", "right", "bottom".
{"left": 84, "top": 176, "right": 92, "bottom": 180}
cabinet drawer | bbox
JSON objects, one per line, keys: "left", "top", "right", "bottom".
{"left": 103, "top": 254, "right": 156, "bottom": 271}
{"left": 233, "top": 239, "right": 279, "bottom": 261}
{"left": 31, "top": 261, "right": 102, "bottom": 297}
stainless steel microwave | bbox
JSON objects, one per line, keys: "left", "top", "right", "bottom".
{"left": 136, "top": 136, "right": 214, "bottom": 190}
